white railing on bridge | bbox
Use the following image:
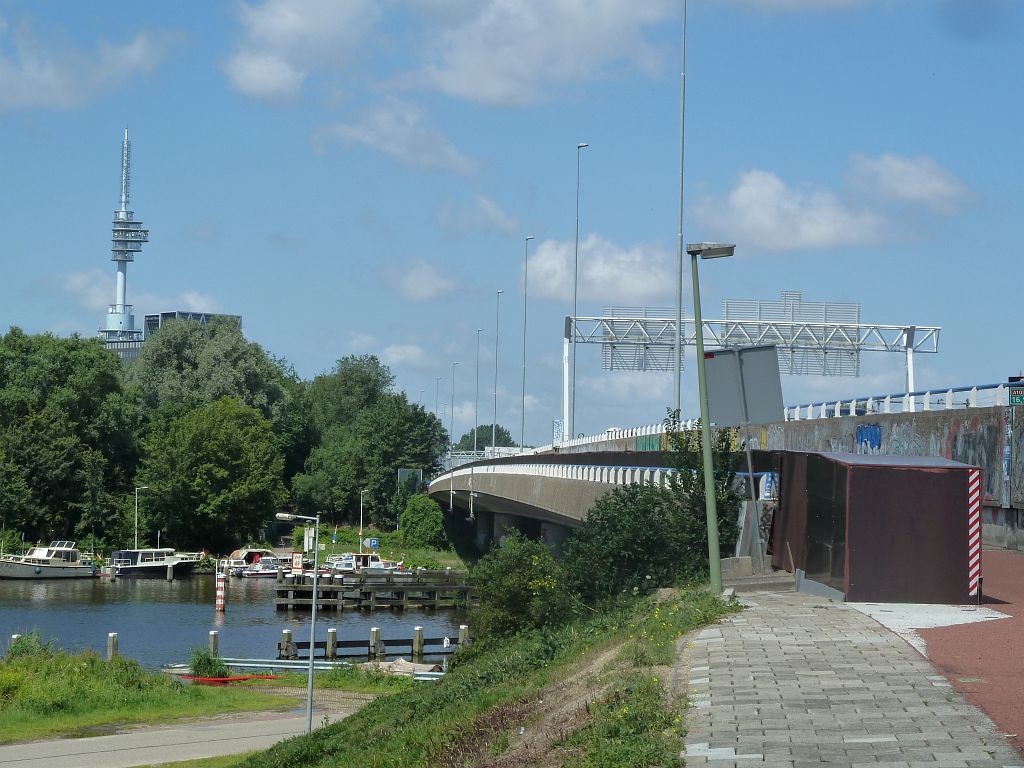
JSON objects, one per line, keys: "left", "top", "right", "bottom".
{"left": 784, "top": 382, "right": 1012, "bottom": 421}
{"left": 432, "top": 462, "right": 778, "bottom": 501}
{"left": 539, "top": 381, "right": 1016, "bottom": 451}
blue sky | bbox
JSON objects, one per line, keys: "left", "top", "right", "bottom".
{"left": 1, "top": 0, "right": 1021, "bottom": 445}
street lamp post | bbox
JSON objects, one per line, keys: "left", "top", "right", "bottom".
{"left": 674, "top": 0, "right": 689, "bottom": 416}
{"left": 521, "top": 235, "right": 535, "bottom": 450}
{"left": 474, "top": 328, "right": 483, "bottom": 453}
{"left": 570, "top": 142, "right": 588, "bottom": 439}
{"left": 275, "top": 511, "right": 320, "bottom": 734}
{"left": 449, "top": 361, "right": 459, "bottom": 450}
{"left": 687, "top": 241, "right": 736, "bottom": 595}
{"left": 359, "top": 489, "right": 367, "bottom": 553}
{"left": 435, "top": 377, "right": 443, "bottom": 418}
{"left": 134, "top": 486, "right": 148, "bottom": 549}
{"left": 492, "top": 290, "right": 504, "bottom": 455}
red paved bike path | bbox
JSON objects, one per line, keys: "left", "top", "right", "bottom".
{"left": 920, "top": 550, "right": 1024, "bottom": 758}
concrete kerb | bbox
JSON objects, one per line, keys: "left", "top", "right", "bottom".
{"left": 674, "top": 590, "right": 1023, "bottom": 767}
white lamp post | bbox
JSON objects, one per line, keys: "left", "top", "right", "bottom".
{"left": 521, "top": 235, "right": 535, "bottom": 450}
{"left": 474, "top": 328, "right": 483, "bottom": 453}
{"left": 359, "top": 489, "right": 367, "bottom": 553}
{"left": 492, "top": 290, "right": 504, "bottom": 455}
{"left": 275, "top": 511, "right": 320, "bottom": 734}
{"left": 134, "top": 486, "right": 148, "bottom": 549}
{"left": 570, "top": 142, "right": 588, "bottom": 438}
{"left": 449, "top": 361, "right": 459, "bottom": 449}
{"left": 687, "top": 241, "right": 736, "bottom": 594}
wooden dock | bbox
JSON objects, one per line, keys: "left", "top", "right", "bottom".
{"left": 274, "top": 569, "right": 477, "bottom": 611}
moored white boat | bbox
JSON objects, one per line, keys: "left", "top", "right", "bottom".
{"left": 0, "top": 541, "right": 99, "bottom": 579}
{"left": 238, "top": 555, "right": 282, "bottom": 578}
{"left": 110, "top": 548, "right": 201, "bottom": 578}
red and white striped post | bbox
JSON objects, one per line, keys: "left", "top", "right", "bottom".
{"left": 967, "top": 468, "right": 982, "bottom": 600}
{"left": 215, "top": 572, "right": 226, "bottom": 612}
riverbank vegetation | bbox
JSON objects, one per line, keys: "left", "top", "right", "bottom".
{"left": 0, "top": 633, "right": 293, "bottom": 744}
{"left": 0, "top": 323, "right": 451, "bottom": 554}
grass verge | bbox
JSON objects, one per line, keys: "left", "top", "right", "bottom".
{"left": 238, "top": 586, "right": 737, "bottom": 768}
{"left": 0, "top": 634, "right": 296, "bottom": 744}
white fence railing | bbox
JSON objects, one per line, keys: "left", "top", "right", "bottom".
{"left": 431, "top": 462, "right": 778, "bottom": 500}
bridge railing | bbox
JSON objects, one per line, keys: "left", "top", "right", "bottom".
{"left": 784, "top": 382, "right": 1012, "bottom": 421}
{"left": 434, "top": 462, "right": 778, "bottom": 500}
{"left": 541, "top": 381, "right": 1016, "bottom": 451}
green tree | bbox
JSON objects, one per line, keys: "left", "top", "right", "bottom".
{"left": 138, "top": 397, "right": 287, "bottom": 551}
{"left": 454, "top": 423, "right": 515, "bottom": 451}
{"left": 470, "top": 530, "right": 576, "bottom": 639}
{"left": 399, "top": 494, "right": 447, "bottom": 549}
{"left": 562, "top": 410, "right": 740, "bottom": 603}
{"left": 125, "top": 318, "right": 312, "bottom": 484}
{"left": 292, "top": 394, "right": 446, "bottom": 527}
{"left": 307, "top": 355, "right": 394, "bottom": 435}
{"left": 0, "top": 329, "right": 139, "bottom": 541}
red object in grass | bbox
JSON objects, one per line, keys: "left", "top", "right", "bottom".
{"left": 180, "top": 674, "right": 279, "bottom": 686}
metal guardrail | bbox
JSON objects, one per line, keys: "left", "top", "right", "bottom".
{"left": 784, "top": 381, "right": 1013, "bottom": 420}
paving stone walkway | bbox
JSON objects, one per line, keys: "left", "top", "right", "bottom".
{"left": 675, "top": 591, "right": 1022, "bottom": 767}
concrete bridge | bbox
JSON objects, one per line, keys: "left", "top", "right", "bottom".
{"left": 429, "top": 381, "right": 1023, "bottom": 551}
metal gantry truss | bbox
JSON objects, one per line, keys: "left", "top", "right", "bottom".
{"left": 573, "top": 313, "right": 940, "bottom": 372}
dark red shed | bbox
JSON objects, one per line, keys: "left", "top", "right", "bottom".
{"left": 769, "top": 452, "right": 982, "bottom": 604}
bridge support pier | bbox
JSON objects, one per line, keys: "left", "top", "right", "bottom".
{"left": 493, "top": 513, "right": 517, "bottom": 547}
{"left": 474, "top": 510, "right": 494, "bottom": 552}
{"left": 540, "top": 522, "right": 571, "bottom": 556}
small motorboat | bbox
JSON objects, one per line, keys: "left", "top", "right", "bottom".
{"left": 109, "top": 548, "right": 202, "bottom": 578}
{"left": 222, "top": 547, "right": 275, "bottom": 576}
{"left": 238, "top": 555, "right": 282, "bottom": 578}
{"left": 0, "top": 541, "right": 99, "bottom": 579}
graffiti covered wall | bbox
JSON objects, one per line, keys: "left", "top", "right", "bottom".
{"left": 763, "top": 407, "right": 1011, "bottom": 506}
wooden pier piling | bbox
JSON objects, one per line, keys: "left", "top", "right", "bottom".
{"left": 209, "top": 630, "right": 219, "bottom": 656}
{"left": 107, "top": 632, "right": 119, "bottom": 660}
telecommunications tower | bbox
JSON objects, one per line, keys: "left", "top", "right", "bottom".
{"left": 98, "top": 128, "right": 149, "bottom": 343}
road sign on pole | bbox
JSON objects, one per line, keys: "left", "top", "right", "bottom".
{"left": 1011, "top": 387, "right": 1024, "bottom": 405}
{"left": 363, "top": 537, "right": 379, "bottom": 549}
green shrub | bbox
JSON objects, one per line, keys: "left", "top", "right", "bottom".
{"left": 469, "top": 530, "right": 577, "bottom": 639}
{"left": 399, "top": 494, "right": 447, "bottom": 550}
{"left": 190, "top": 648, "right": 230, "bottom": 678}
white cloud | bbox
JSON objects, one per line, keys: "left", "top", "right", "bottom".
{"left": 0, "top": 20, "right": 168, "bottom": 110}
{"left": 528, "top": 235, "right": 674, "bottom": 303}
{"left": 380, "top": 344, "right": 429, "bottom": 368}
{"left": 57, "top": 269, "right": 221, "bottom": 315}
{"left": 397, "top": 261, "right": 455, "bottom": 302}
{"left": 346, "top": 330, "right": 378, "bottom": 350}
{"left": 414, "top": 0, "right": 676, "bottom": 106}
{"left": 849, "top": 153, "right": 972, "bottom": 215}
{"left": 225, "top": 0, "right": 378, "bottom": 101}
{"left": 695, "top": 153, "right": 970, "bottom": 251}
{"left": 315, "top": 101, "right": 476, "bottom": 176}
{"left": 697, "top": 169, "right": 882, "bottom": 251}
{"left": 436, "top": 194, "right": 519, "bottom": 236}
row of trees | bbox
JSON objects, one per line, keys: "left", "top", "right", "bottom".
{"left": 0, "top": 322, "right": 448, "bottom": 553}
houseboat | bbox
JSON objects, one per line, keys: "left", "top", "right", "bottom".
{"left": 0, "top": 541, "right": 98, "bottom": 579}
{"left": 110, "top": 548, "right": 202, "bottom": 577}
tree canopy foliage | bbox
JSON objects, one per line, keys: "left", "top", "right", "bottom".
{"left": 0, "top": 328, "right": 140, "bottom": 542}
{"left": 0, "top": 327, "right": 447, "bottom": 554}
{"left": 454, "top": 423, "right": 515, "bottom": 451}
{"left": 399, "top": 494, "right": 447, "bottom": 549}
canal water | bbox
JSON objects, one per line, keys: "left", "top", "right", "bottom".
{"left": 0, "top": 575, "right": 468, "bottom": 669}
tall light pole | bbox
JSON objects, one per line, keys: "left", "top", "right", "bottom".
{"left": 521, "top": 235, "right": 535, "bottom": 450}
{"left": 134, "top": 486, "right": 148, "bottom": 549}
{"left": 570, "top": 142, "right": 588, "bottom": 439}
{"left": 492, "top": 290, "right": 504, "bottom": 455}
{"left": 449, "top": 361, "right": 459, "bottom": 450}
{"left": 359, "top": 490, "right": 367, "bottom": 553}
{"left": 435, "top": 376, "right": 442, "bottom": 418}
{"left": 688, "top": 241, "right": 736, "bottom": 595}
{"left": 275, "top": 511, "right": 320, "bottom": 734}
{"left": 418, "top": 389, "right": 424, "bottom": 406}
{"left": 674, "top": 0, "right": 689, "bottom": 416}
{"left": 474, "top": 328, "right": 483, "bottom": 453}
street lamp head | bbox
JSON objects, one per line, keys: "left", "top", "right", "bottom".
{"left": 497, "top": 289, "right": 504, "bottom": 295}
{"left": 275, "top": 513, "right": 296, "bottom": 521}
{"left": 686, "top": 242, "right": 736, "bottom": 259}
{"left": 525, "top": 235, "right": 535, "bottom": 242}
{"left": 577, "top": 142, "right": 589, "bottom": 149}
